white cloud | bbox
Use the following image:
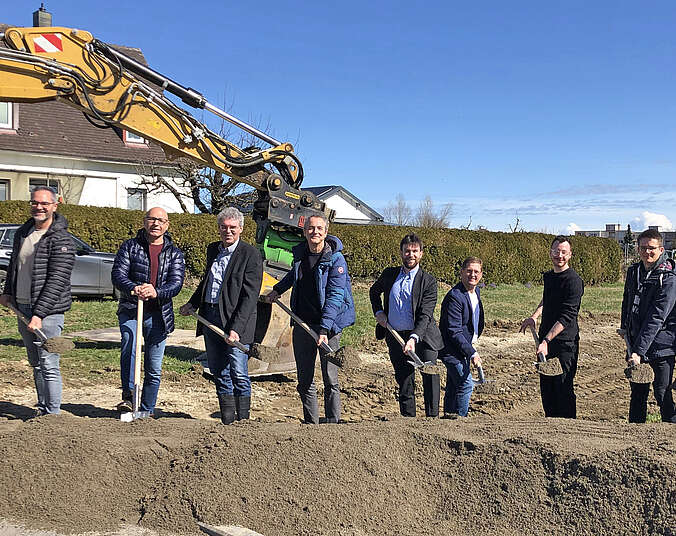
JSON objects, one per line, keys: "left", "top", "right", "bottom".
{"left": 566, "top": 222, "right": 581, "bottom": 234}
{"left": 632, "top": 211, "right": 674, "bottom": 231}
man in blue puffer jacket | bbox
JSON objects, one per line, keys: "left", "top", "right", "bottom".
{"left": 620, "top": 228, "right": 676, "bottom": 423}
{"left": 112, "top": 207, "right": 185, "bottom": 415}
{"left": 264, "top": 214, "right": 355, "bottom": 424}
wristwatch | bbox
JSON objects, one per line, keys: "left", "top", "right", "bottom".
{"left": 543, "top": 337, "right": 551, "bottom": 344}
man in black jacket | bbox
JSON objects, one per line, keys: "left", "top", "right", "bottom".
{"left": 620, "top": 228, "right": 676, "bottom": 423}
{"left": 112, "top": 207, "right": 185, "bottom": 415}
{"left": 180, "top": 207, "right": 262, "bottom": 424}
{"left": 0, "top": 187, "right": 75, "bottom": 415}
{"left": 369, "top": 233, "right": 443, "bottom": 417}
{"left": 520, "top": 235, "right": 584, "bottom": 419}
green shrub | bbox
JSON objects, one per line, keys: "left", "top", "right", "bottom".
{"left": 0, "top": 201, "right": 621, "bottom": 284}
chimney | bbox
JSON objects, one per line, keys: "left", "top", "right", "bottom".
{"left": 33, "top": 4, "right": 52, "bottom": 27}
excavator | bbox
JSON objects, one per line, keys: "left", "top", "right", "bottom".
{"left": 0, "top": 25, "right": 335, "bottom": 375}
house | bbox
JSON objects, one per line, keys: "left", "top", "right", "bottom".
{"left": 0, "top": 9, "right": 191, "bottom": 213}
{"left": 301, "top": 185, "right": 384, "bottom": 225}
{"left": 575, "top": 223, "right": 676, "bottom": 250}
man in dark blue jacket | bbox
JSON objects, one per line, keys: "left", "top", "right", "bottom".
{"left": 264, "top": 214, "right": 355, "bottom": 424}
{"left": 112, "top": 207, "right": 185, "bottom": 415}
{"left": 620, "top": 228, "right": 676, "bottom": 423}
{"left": 439, "top": 257, "right": 484, "bottom": 417}
{"left": 1, "top": 186, "right": 75, "bottom": 416}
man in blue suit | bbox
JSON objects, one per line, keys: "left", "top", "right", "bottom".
{"left": 439, "top": 257, "right": 484, "bottom": 417}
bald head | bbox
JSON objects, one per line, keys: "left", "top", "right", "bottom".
{"left": 143, "top": 207, "right": 169, "bottom": 244}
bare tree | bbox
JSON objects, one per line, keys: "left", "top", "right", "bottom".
{"left": 415, "top": 195, "right": 452, "bottom": 228}
{"left": 508, "top": 215, "right": 524, "bottom": 233}
{"left": 460, "top": 216, "right": 473, "bottom": 230}
{"left": 383, "top": 193, "right": 413, "bottom": 225}
{"left": 135, "top": 100, "right": 280, "bottom": 214}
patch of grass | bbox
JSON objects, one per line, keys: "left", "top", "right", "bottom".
{"left": 0, "top": 280, "right": 626, "bottom": 378}
{"left": 646, "top": 412, "right": 662, "bottom": 423}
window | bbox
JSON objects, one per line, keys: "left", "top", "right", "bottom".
{"left": 123, "top": 130, "right": 146, "bottom": 145}
{"left": 127, "top": 188, "right": 147, "bottom": 211}
{"left": 0, "top": 180, "right": 9, "bottom": 201}
{"left": 0, "top": 228, "right": 16, "bottom": 247}
{"left": 29, "top": 178, "right": 60, "bottom": 194}
{"left": 0, "top": 102, "right": 13, "bottom": 129}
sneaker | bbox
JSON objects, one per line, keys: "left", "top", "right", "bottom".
{"left": 116, "top": 399, "right": 132, "bottom": 412}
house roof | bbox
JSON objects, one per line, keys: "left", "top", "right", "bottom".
{"left": 303, "top": 185, "right": 383, "bottom": 221}
{"left": 0, "top": 23, "right": 171, "bottom": 166}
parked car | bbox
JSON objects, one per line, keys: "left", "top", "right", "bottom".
{"left": 0, "top": 223, "right": 117, "bottom": 298}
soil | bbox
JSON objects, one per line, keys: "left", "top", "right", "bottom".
{"left": 0, "top": 315, "right": 675, "bottom": 536}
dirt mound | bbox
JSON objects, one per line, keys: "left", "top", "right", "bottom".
{"left": 0, "top": 416, "right": 674, "bottom": 536}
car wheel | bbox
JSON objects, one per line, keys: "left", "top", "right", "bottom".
{"left": 0, "top": 268, "right": 6, "bottom": 292}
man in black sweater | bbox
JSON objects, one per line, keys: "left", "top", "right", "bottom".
{"left": 520, "top": 235, "right": 584, "bottom": 418}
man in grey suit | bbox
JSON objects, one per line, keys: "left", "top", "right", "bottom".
{"left": 180, "top": 207, "right": 263, "bottom": 424}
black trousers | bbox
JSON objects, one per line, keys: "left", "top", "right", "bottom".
{"left": 539, "top": 338, "right": 578, "bottom": 419}
{"left": 629, "top": 355, "right": 676, "bottom": 423}
{"left": 385, "top": 331, "right": 439, "bottom": 417}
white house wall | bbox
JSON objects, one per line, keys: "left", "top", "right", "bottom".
{"left": 0, "top": 150, "right": 192, "bottom": 213}
{"left": 323, "top": 193, "right": 369, "bottom": 220}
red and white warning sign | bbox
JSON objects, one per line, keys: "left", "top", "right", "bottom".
{"left": 33, "top": 34, "right": 63, "bottom": 53}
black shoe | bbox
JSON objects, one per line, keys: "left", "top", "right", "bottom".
{"left": 218, "top": 394, "right": 236, "bottom": 425}
{"left": 116, "top": 399, "right": 132, "bottom": 412}
{"left": 235, "top": 396, "right": 251, "bottom": 421}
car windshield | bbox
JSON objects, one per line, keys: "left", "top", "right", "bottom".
{"left": 0, "top": 228, "right": 16, "bottom": 247}
{"left": 70, "top": 234, "right": 95, "bottom": 253}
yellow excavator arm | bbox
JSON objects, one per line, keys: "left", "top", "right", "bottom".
{"left": 0, "top": 25, "right": 333, "bottom": 262}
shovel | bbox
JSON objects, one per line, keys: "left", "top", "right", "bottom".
{"left": 384, "top": 322, "right": 441, "bottom": 373}
{"left": 271, "top": 298, "right": 355, "bottom": 368}
{"left": 7, "top": 303, "right": 74, "bottom": 353}
{"left": 618, "top": 330, "right": 654, "bottom": 384}
{"left": 473, "top": 364, "right": 499, "bottom": 394}
{"left": 120, "top": 297, "right": 151, "bottom": 422}
{"left": 528, "top": 325, "right": 563, "bottom": 376}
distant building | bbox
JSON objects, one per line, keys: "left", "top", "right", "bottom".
{"left": 575, "top": 223, "right": 676, "bottom": 250}
{"left": 0, "top": 10, "right": 191, "bottom": 214}
{"left": 302, "top": 185, "right": 384, "bottom": 225}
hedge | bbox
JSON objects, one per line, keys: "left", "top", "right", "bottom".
{"left": 0, "top": 201, "right": 622, "bottom": 285}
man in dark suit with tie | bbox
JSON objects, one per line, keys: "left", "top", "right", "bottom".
{"left": 369, "top": 233, "right": 443, "bottom": 417}
{"left": 439, "top": 257, "right": 484, "bottom": 418}
{"left": 180, "top": 207, "right": 263, "bottom": 424}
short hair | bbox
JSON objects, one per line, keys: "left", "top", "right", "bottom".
{"left": 462, "top": 256, "right": 483, "bottom": 270}
{"left": 303, "top": 213, "right": 329, "bottom": 232}
{"left": 31, "top": 186, "right": 57, "bottom": 203}
{"left": 637, "top": 228, "right": 663, "bottom": 246}
{"left": 400, "top": 233, "right": 423, "bottom": 251}
{"left": 217, "top": 207, "right": 244, "bottom": 228}
{"left": 551, "top": 235, "right": 571, "bottom": 248}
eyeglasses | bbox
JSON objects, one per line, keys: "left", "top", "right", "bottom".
{"left": 639, "top": 246, "right": 659, "bottom": 252}
{"left": 30, "top": 201, "right": 56, "bottom": 207}
{"left": 145, "top": 217, "right": 168, "bottom": 224}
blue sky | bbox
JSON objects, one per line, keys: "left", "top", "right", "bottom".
{"left": 4, "top": 1, "right": 676, "bottom": 233}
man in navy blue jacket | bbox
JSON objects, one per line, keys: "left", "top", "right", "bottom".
{"left": 264, "top": 214, "right": 355, "bottom": 424}
{"left": 112, "top": 207, "right": 185, "bottom": 415}
{"left": 439, "top": 257, "right": 484, "bottom": 418}
{"left": 620, "top": 228, "right": 676, "bottom": 423}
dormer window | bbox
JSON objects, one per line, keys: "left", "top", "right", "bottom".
{"left": 123, "top": 130, "right": 147, "bottom": 145}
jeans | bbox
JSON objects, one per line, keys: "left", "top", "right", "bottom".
{"left": 119, "top": 309, "right": 167, "bottom": 412}
{"left": 17, "top": 303, "right": 63, "bottom": 415}
{"left": 629, "top": 356, "right": 676, "bottom": 423}
{"left": 292, "top": 326, "right": 341, "bottom": 424}
{"left": 443, "top": 359, "right": 474, "bottom": 417}
{"left": 539, "top": 338, "right": 578, "bottom": 419}
{"left": 202, "top": 304, "right": 251, "bottom": 397}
